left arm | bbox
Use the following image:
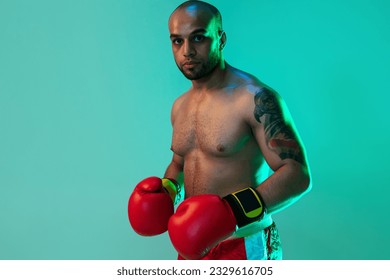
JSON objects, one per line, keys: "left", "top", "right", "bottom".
{"left": 249, "top": 86, "right": 312, "bottom": 214}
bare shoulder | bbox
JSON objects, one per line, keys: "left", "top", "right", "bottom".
{"left": 228, "top": 67, "right": 280, "bottom": 121}
{"left": 171, "top": 90, "right": 190, "bottom": 124}
{"left": 229, "top": 66, "right": 261, "bottom": 87}
{"left": 229, "top": 66, "right": 277, "bottom": 97}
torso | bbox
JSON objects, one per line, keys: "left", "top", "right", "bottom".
{"left": 171, "top": 66, "right": 274, "bottom": 234}
{"left": 171, "top": 68, "right": 270, "bottom": 198}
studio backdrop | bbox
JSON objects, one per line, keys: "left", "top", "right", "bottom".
{"left": 0, "top": 0, "right": 389, "bottom": 259}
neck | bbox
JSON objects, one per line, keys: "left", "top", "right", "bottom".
{"left": 191, "top": 59, "right": 228, "bottom": 91}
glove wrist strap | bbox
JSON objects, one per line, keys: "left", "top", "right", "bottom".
{"left": 162, "top": 178, "right": 184, "bottom": 205}
{"left": 223, "top": 187, "right": 266, "bottom": 228}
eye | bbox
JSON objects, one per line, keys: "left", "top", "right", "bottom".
{"left": 193, "top": 35, "right": 205, "bottom": 42}
{"left": 172, "top": 38, "right": 183, "bottom": 45}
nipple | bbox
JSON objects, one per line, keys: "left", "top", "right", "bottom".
{"left": 216, "top": 144, "right": 225, "bottom": 152}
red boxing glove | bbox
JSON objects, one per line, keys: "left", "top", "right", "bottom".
{"left": 168, "top": 188, "right": 265, "bottom": 259}
{"left": 128, "top": 176, "right": 178, "bottom": 236}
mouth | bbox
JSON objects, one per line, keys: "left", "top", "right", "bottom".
{"left": 183, "top": 61, "right": 199, "bottom": 67}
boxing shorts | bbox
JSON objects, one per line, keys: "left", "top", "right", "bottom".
{"left": 177, "top": 222, "right": 282, "bottom": 260}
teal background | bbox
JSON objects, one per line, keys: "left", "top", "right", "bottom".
{"left": 0, "top": 0, "right": 389, "bottom": 259}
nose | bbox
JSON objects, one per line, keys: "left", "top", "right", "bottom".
{"left": 183, "top": 40, "right": 196, "bottom": 57}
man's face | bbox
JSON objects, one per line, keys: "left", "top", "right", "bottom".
{"left": 168, "top": 8, "right": 222, "bottom": 80}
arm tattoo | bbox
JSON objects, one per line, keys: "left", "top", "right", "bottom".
{"left": 254, "top": 88, "right": 304, "bottom": 164}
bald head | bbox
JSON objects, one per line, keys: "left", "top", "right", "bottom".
{"left": 169, "top": 1, "right": 223, "bottom": 32}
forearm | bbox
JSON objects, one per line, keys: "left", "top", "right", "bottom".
{"left": 164, "top": 160, "right": 184, "bottom": 185}
{"left": 256, "top": 159, "right": 311, "bottom": 215}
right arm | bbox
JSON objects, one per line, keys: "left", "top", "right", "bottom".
{"left": 164, "top": 95, "right": 186, "bottom": 185}
{"left": 164, "top": 153, "right": 184, "bottom": 186}
{"left": 164, "top": 95, "right": 186, "bottom": 199}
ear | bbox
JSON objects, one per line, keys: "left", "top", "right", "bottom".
{"left": 219, "top": 31, "right": 227, "bottom": 50}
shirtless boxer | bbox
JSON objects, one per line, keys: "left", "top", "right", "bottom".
{"left": 128, "top": 0, "right": 311, "bottom": 260}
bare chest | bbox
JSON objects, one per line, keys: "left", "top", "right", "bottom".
{"left": 172, "top": 95, "right": 251, "bottom": 157}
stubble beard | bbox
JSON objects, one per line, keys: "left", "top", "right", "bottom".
{"left": 178, "top": 55, "right": 220, "bottom": 81}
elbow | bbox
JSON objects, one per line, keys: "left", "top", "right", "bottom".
{"left": 287, "top": 159, "right": 311, "bottom": 196}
